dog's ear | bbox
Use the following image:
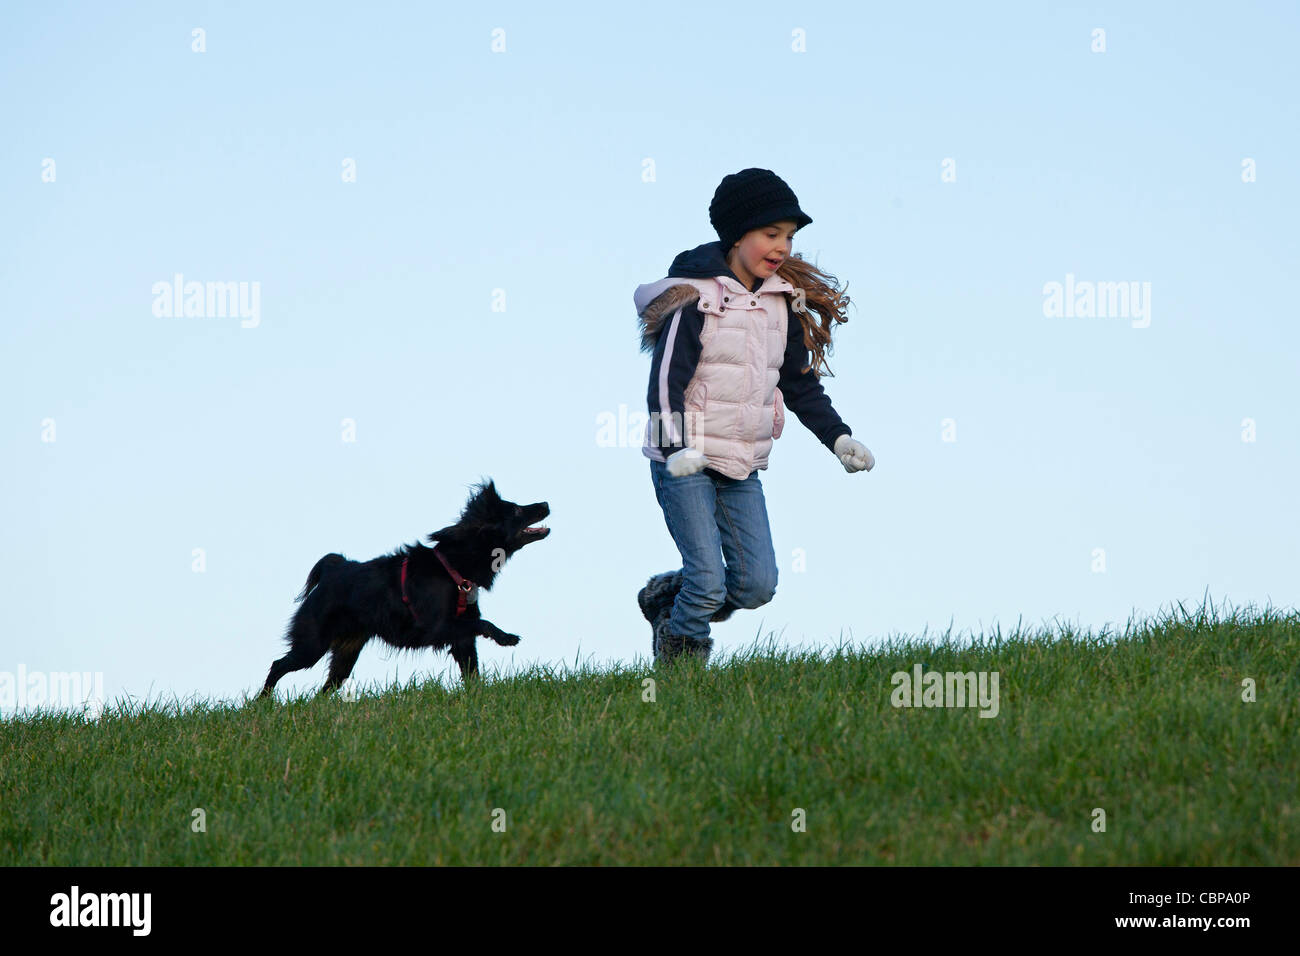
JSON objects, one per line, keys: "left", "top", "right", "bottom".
{"left": 427, "top": 524, "right": 464, "bottom": 544}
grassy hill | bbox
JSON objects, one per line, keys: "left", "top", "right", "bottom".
{"left": 3, "top": 600, "right": 1297, "bottom": 865}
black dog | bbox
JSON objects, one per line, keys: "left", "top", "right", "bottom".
{"left": 258, "top": 480, "right": 550, "bottom": 699}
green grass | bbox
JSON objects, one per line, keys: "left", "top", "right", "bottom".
{"left": 3, "top": 597, "right": 1297, "bottom": 865}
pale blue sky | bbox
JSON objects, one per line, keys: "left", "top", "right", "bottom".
{"left": 3, "top": 1, "right": 1297, "bottom": 713}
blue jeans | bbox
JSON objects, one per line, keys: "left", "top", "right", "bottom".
{"left": 649, "top": 459, "right": 779, "bottom": 640}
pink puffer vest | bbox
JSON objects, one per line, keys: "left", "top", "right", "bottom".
{"left": 638, "top": 272, "right": 794, "bottom": 480}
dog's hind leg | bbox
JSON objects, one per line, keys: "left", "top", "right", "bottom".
{"left": 259, "top": 644, "right": 328, "bottom": 699}
{"left": 319, "top": 638, "right": 367, "bottom": 697}
{"left": 259, "top": 620, "right": 330, "bottom": 700}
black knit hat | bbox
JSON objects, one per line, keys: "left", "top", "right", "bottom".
{"left": 709, "top": 168, "right": 813, "bottom": 251}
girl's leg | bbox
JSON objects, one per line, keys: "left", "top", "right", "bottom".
{"left": 649, "top": 459, "right": 728, "bottom": 642}
{"left": 714, "top": 471, "right": 779, "bottom": 611}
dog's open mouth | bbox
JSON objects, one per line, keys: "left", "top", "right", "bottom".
{"left": 517, "top": 502, "right": 551, "bottom": 543}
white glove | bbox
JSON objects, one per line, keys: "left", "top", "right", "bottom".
{"left": 834, "top": 434, "right": 875, "bottom": 473}
{"left": 666, "top": 447, "right": 708, "bottom": 477}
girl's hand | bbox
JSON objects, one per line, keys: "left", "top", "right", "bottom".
{"left": 666, "top": 447, "right": 708, "bottom": 477}
{"left": 834, "top": 435, "right": 875, "bottom": 473}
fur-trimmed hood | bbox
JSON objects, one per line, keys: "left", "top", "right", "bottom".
{"left": 635, "top": 281, "right": 700, "bottom": 352}
{"left": 635, "top": 240, "right": 783, "bottom": 353}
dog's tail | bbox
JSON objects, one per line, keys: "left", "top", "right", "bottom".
{"left": 296, "top": 553, "right": 348, "bottom": 602}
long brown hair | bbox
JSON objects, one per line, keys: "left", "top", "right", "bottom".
{"left": 775, "top": 253, "right": 851, "bottom": 378}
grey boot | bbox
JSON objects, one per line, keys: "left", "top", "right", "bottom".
{"left": 653, "top": 613, "right": 713, "bottom": 666}
{"left": 638, "top": 571, "right": 682, "bottom": 622}
{"left": 684, "top": 634, "right": 714, "bottom": 664}
{"left": 640, "top": 571, "right": 681, "bottom": 656}
{"left": 639, "top": 571, "right": 737, "bottom": 623}
{"left": 709, "top": 599, "right": 740, "bottom": 623}
{"left": 640, "top": 572, "right": 732, "bottom": 659}
{"left": 653, "top": 613, "right": 686, "bottom": 663}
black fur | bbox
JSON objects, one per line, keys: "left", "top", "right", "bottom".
{"left": 258, "top": 480, "right": 550, "bottom": 699}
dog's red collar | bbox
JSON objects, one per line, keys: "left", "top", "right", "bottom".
{"left": 433, "top": 547, "right": 479, "bottom": 617}
{"left": 401, "top": 549, "right": 478, "bottom": 622}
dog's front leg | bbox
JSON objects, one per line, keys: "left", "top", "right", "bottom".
{"left": 450, "top": 639, "right": 480, "bottom": 683}
{"left": 476, "top": 618, "right": 520, "bottom": 647}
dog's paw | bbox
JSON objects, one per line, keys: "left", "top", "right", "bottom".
{"left": 496, "top": 633, "right": 521, "bottom": 646}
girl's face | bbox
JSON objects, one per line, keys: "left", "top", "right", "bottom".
{"left": 729, "top": 220, "right": 798, "bottom": 286}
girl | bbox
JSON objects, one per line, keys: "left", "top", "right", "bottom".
{"left": 634, "top": 168, "right": 874, "bottom": 664}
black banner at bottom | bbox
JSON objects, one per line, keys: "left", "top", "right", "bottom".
{"left": 1, "top": 865, "right": 1282, "bottom": 942}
